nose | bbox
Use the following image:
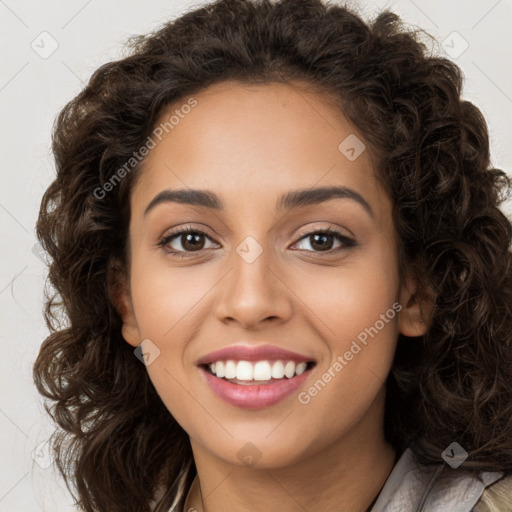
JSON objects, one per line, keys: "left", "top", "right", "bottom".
{"left": 214, "top": 239, "right": 293, "bottom": 330}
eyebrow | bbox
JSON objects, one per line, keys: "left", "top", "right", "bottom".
{"left": 144, "top": 185, "right": 374, "bottom": 218}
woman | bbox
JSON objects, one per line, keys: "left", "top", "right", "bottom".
{"left": 33, "top": 0, "right": 512, "bottom": 510}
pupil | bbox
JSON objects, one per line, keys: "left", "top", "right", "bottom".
{"left": 183, "top": 233, "right": 204, "bottom": 251}
{"left": 311, "top": 233, "right": 333, "bottom": 251}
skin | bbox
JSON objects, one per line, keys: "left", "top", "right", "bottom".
{"left": 118, "top": 80, "right": 428, "bottom": 512}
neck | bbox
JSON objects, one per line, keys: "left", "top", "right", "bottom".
{"left": 183, "top": 390, "right": 396, "bottom": 512}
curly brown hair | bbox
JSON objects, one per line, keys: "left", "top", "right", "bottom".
{"left": 33, "top": 0, "right": 512, "bottom": 510}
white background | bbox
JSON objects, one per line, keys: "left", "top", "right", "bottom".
{"left": 1, "top": 0, "right": 511, "bottom": 510}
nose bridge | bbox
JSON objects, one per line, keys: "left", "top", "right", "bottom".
{"left": 230, "top": 234, "right": 277, "bottom": 304}
{"left": 215, "top": 233, "right": 292, "bottom": 326}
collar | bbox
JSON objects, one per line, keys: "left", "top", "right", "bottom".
{"left": 369, "top": 447, "right": 504, "bottom": 512}
{"left": 167, "top": 447, "right": 505, "bottom": 512}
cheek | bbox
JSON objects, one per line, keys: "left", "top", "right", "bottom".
{"left": 129, "top": 252, "right": 215, "bottom": 339}
{"left": 127, "top": 252, "right": 218, "bottom": 400}
{"left": 127, "top": 256, "right": 207, "bottom": 424}
{"left": 290, "top": 248, "right": 401, "bottom": 431}
{"left": 289, "top": 260, "right": 400, "bottom": 451}
{"left": 292, "top": 243, "right": 400, "bottom": 348}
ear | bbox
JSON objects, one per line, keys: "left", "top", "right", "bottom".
{"left": 118, "top": 290, "right": 140, "bottom": 348}
{"left": 108, "top": 258, "right": 140, "bottom": 347}
{"left": 397, "top": 277, "right": 431, "bottom": 337}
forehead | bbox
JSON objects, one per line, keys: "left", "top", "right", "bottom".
{"left": 131, "top": 80, "right": 389, "bottom": 219}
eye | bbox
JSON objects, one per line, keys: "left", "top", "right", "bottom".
{"left": 157, "top": 226, "right": 219, "bottom": 256}
{"left": 291, "top": 227, "right": 356, "bottom": 253}
{"left": 157, "top": 225, "right": 356, "bottom": 258}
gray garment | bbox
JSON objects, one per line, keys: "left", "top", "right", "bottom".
{"left": 370, "top": 448, "right": 505, "bottom": 512}
{"left": 168, "top": 448, "right": 506, "bottom": 512}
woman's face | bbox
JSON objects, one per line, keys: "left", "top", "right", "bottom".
{"left": 120, "top": 80, "right": 425, "bottom": 468}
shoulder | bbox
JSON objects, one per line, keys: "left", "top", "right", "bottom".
{"left": 473, "top": 474, "right": 512, "bottom": 512}
{"left": 370, "top": 448, "right": 510, "bottom": 512}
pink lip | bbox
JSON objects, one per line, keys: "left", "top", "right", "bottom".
{"left": 196, "top": 344, "right": 314, "bottom": 365}
{"left": 199, "top": 366, "right": 314, "bottom": 409}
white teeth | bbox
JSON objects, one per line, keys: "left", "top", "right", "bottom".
{"left": 224, "top": 360, "right": 236, "bottom": 379}
{"left": 295, "top": 362, "right": 307, "bottom": 375}
{"left": 236, "top": 360, "right": 253, "bottom": 380}
{"left": 271, "top": 360, "right": 285, "bottom": 379}
{"left": 215, "top": 361, "right": 225, "bottom": 378}
{"left": 284, "top": 361, "right": 295, "bottom": 378}
{"left": 253, "top": 361, "right": 272, "bottom": 380}
{"left": 207, "top": 359, "right": 311, "bottom": 381}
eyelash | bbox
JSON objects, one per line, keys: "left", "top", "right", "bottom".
{"left": 156, "top": 225, "right": 357, "bottom": 258}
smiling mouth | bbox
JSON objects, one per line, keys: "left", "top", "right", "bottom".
{"left": 200, "top": 360, "right": 316, "bottom": 385}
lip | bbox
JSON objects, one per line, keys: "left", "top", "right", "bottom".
{"left": 196, "top": 344, "right": 315, "bottom": 365}
{"left": 199, "top": 365, "right": 314, "bottom": 409}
